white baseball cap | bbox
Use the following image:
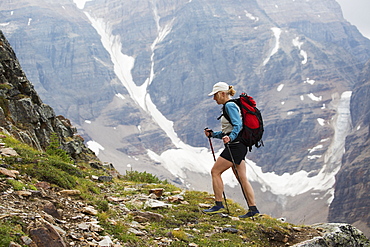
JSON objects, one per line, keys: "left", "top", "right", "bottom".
{"left": 208, "top": 82, "right": 229, "bottom": 96}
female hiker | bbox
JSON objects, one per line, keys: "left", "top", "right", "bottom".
{"left": 204, "top": 81, "right": 260, "bottom": 218}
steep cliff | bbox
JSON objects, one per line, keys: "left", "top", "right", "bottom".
{"left": 328, "top": 60, "right": 370, "bottom": 235}
{"left": 0, "top": 30, "right": 96, "bottom": 162}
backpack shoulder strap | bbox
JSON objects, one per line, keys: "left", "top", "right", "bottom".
{"left": 219, "top": 99, "right": 239, "bottom": 122}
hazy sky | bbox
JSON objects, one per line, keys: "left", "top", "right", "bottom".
{"left": 336, "top": 0, "right": 370, "bottom": 39}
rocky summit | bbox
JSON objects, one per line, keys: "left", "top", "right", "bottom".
{"left": 1, "top": 0, "right": 370, "bottom": 238}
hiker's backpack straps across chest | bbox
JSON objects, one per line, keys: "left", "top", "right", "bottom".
{"left": 220, "top": 93, "right": 264, "bottom": 151}
{"left": 220, "top": 99, "right": 238, "bottom": 124}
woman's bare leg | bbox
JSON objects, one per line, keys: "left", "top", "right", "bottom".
{"left": 211, "top": 156, "right": 233, "bottom": 201}
{"left": 232, "top": 160, "right": 256, "bottom": 206}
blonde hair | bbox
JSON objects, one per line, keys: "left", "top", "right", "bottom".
{"left": 218, "top": 85, "right": 236, "bottom": 97}
{"left": 228, "top": 85, "right": 236, "bottom": 96}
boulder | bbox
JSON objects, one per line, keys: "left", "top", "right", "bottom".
{"left": 29, "top": 223, "right": 67, "bottom": 247}
{"left": 293, "top": 223, "right": 370, "bottom": 246}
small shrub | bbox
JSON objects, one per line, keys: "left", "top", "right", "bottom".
{"left": 46, "top": 132, "right": 72, "bottom": 163}
{"left": 122, "top": 170, "right": 167, "bottom": 184}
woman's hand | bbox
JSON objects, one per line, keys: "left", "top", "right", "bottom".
{"left": 222, "top": 136, "right": 230, "bottom": 144}
{"left": 204, "top": 128, "right": 213, "bottom": 137}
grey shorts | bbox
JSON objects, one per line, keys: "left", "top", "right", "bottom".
{"left": 220, "top": 139, "right": 248, "bottom": 165}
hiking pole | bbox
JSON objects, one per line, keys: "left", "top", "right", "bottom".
{"left": 205, "top": 129, "right": 230, "bottom": 214}
{"left": 226, "top": 143, "right": 249, "bottom": 207}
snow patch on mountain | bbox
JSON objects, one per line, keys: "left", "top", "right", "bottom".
{"left": 304, "top": 78, "right": 315, "bottom": 85}
{"left": 309, "top": 144, "right": 324, "bottom": 153}
{"left": 244, "top": 10, "right": 259, "bottom": 21}
{"left": 293, "top": 37, "right": 308, "bottom": 64}
{"left": 324, "top": 91, "right": 352, "bottom": 167}
{"left": 148, "top": 3, "right": 173, "bottom": 86}
{"left": 263, "top": 27, "right": 281, "bottom": 65}
{"left": 277, "top": 84, "right": 284, "bottom": 92}
{"left": 87, "top": 140, "right": 105, "bottom": 155}
{"left": 73, "top": 0, "right": 92, "bottom": 9}
{"left": 317, "top": 118, "right": 325, "bottom": 126}
{"left": 115, "top": 93, "right": 125, "bottom": 100}
{"left": 307, "top": 93, "right": 322, "bottom": 101}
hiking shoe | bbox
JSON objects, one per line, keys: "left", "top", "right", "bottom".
{"left": 238, "top": 209, "right": 259, "bottom": 218}
{"left": 203, "top": 205, "right": 226, "bottom": 214}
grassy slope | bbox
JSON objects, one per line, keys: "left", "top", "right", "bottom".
{"left": 0, "top": 133, "right": 320, "bottom": 246}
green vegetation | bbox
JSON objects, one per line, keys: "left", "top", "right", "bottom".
{"left": 0, "top": 216, "right": 25, "bottom": 246}
{"left": 6, "top": 179, "right": 36, "bottom": 191}
{"left": 0, "top": 132, "right": 316, "bottom": 246}
{"left": 122, "top": 170, "right": 168, "bottom": 184}
{"left": 46, "top": 132, "right": 73, "bottom": 163}
{"left": 3, "top": 133, "right": 88, "bottom": 190}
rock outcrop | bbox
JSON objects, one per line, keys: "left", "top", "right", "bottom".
{"left": 0, "top": 30, "right": 96, "bottom": 162}
{"left": 293, "top": 223, "right": 370, "bottom": 246}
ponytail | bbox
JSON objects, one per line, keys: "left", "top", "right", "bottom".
{"left": 228, "top": 85, "right": 236, "bottom": 96}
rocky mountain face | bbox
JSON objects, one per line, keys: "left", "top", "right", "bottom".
{"left": 328, "top": 60, "right": 370, "bottom": 234}
{"left": 0, "top": 30, "right": 96, "bottom": 162}
{"left": 1, "top": 0, "right": 370, "bottom": 236}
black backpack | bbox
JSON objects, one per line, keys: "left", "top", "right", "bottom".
{"left": 220, "top": 93, "right": 264, "bottom": 151}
